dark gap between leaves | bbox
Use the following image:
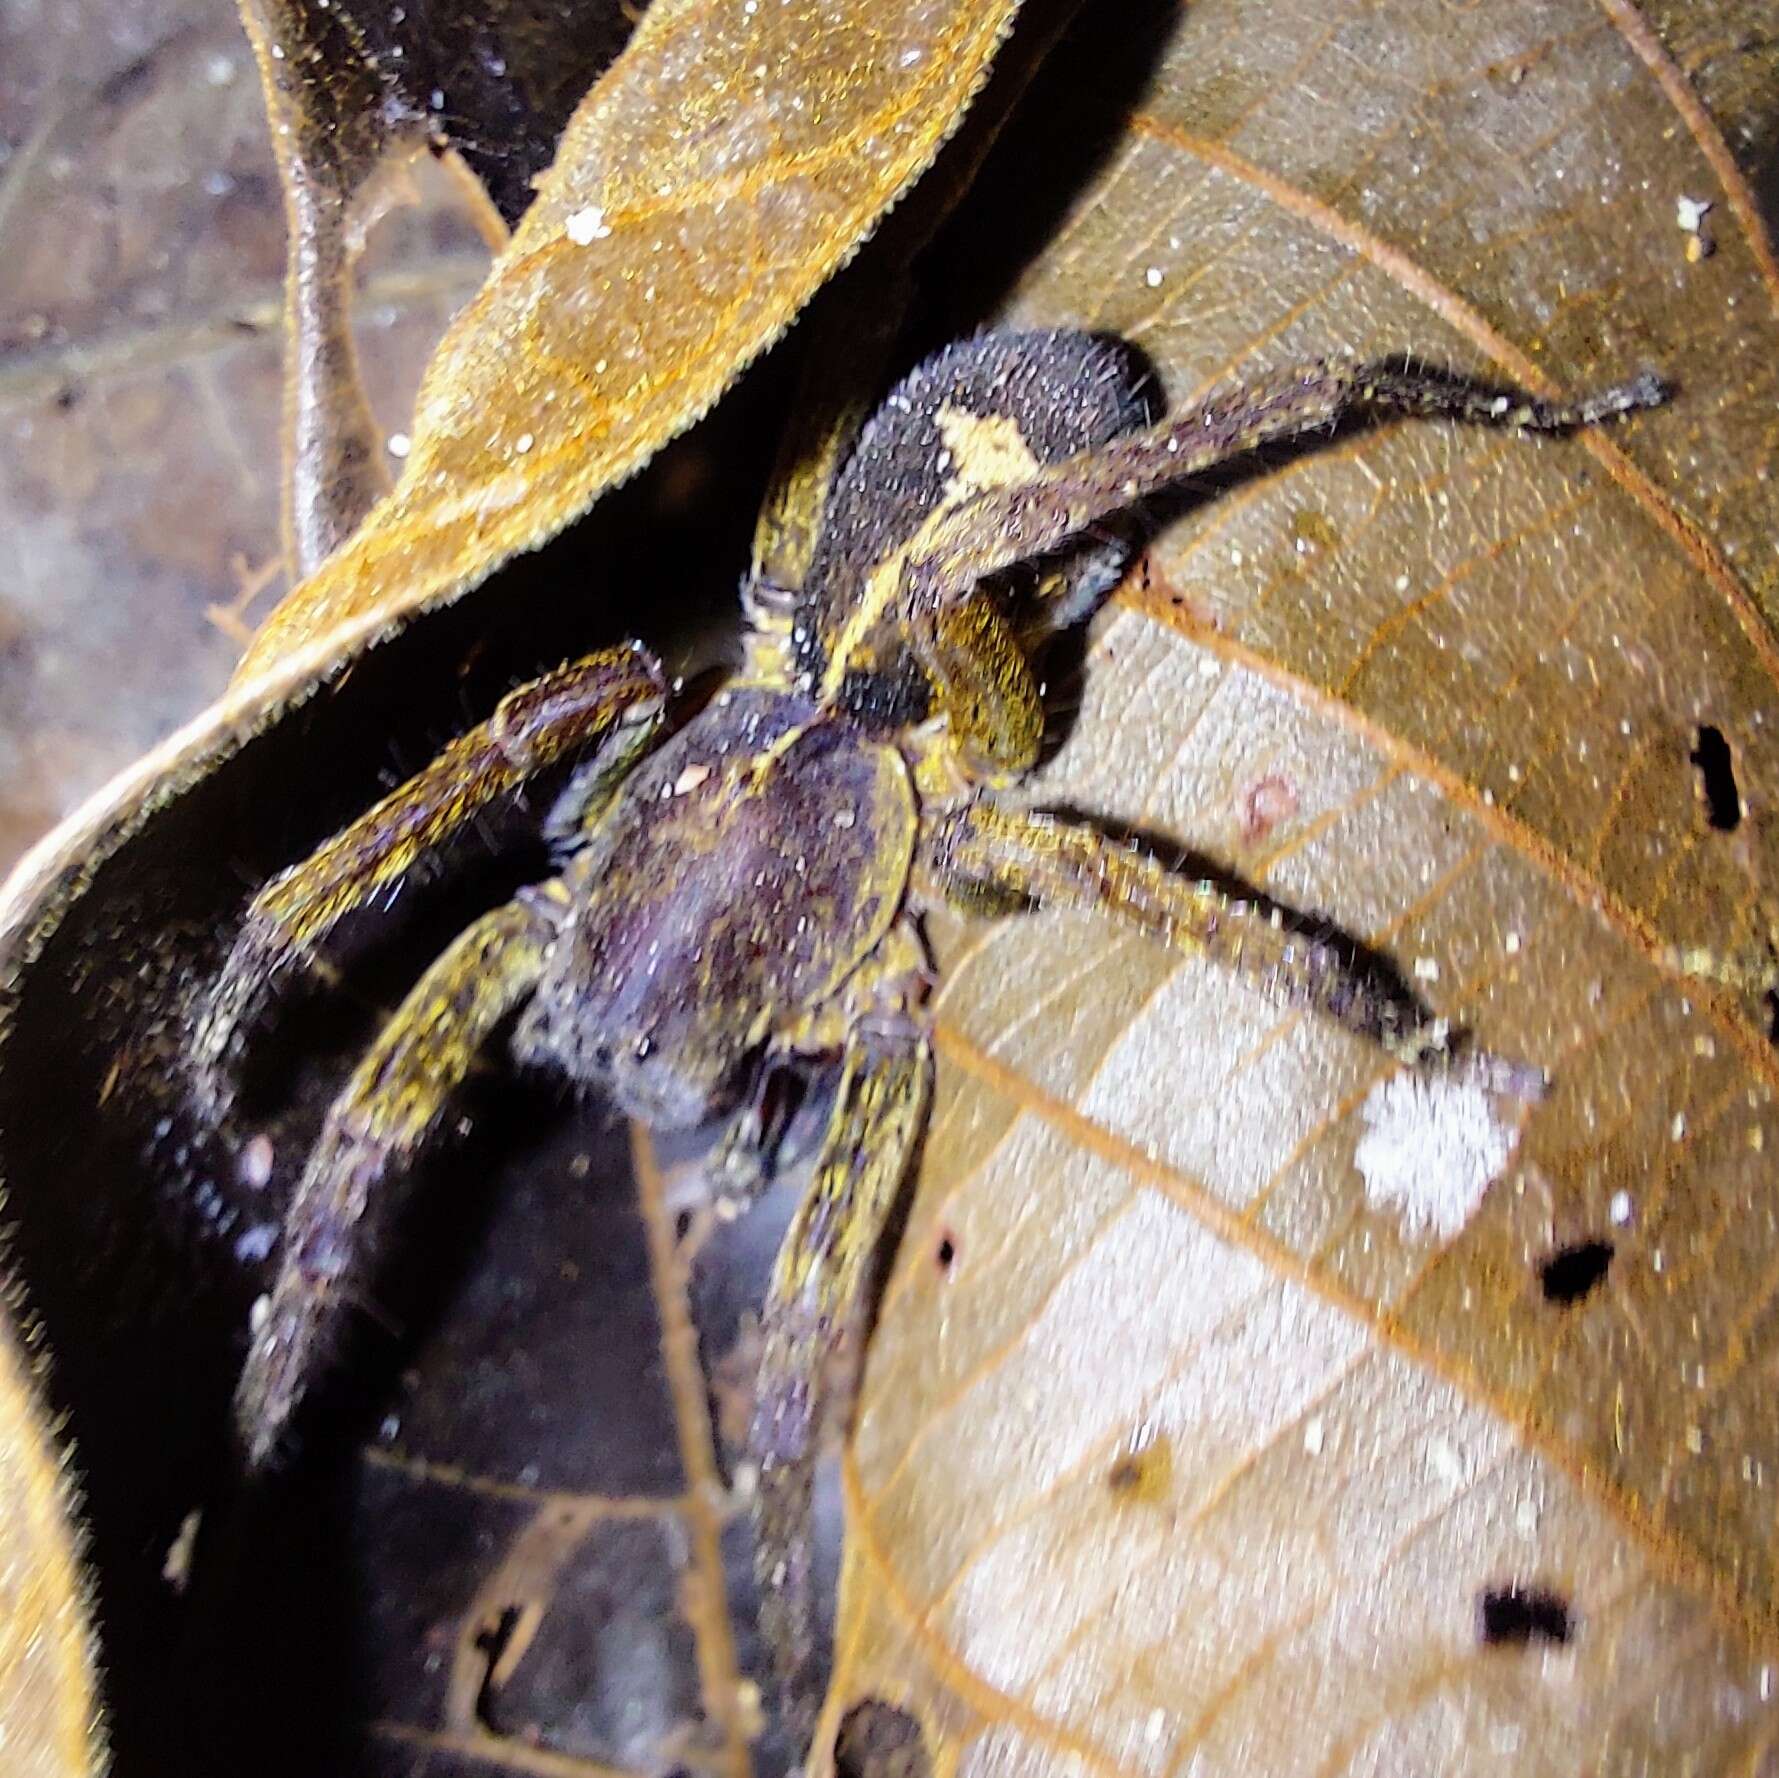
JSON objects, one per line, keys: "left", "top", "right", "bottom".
{"left": 1691, "top": 725, "right": 1741, "bottom": 831}
{"left": 473, "top": 1603, "right": 523, "bottom": 1729}
{"left": 1538, "top": 1239, "right": 1614, "bottom": 1306}
{"left": 1478, "top": 1585, "right": 1572, "bottom": 1647}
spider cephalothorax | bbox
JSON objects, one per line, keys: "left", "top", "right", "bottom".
{"left": 190, "top": 328, "right": 1664, "bottom": 1735}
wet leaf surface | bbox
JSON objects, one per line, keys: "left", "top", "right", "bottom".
{"left": 1, "top": 3, "right": 1777, "bottom": 1778}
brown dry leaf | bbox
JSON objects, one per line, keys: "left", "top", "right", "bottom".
{"left": 832, "top": 3, "right": 1779, "bottom": 1773}
{"left": 235, "top": 0, "right": 1028, "bottom": 677}
{"left": 0, "top": 7, "right": 496, "bottom": 1771}
{"left": 1638, "top": 0, "right": 1779, "bottom": 173}
{"left": 0, "top": 5, "right": 1059, "bottom": 1764}
{"left": 238, "top": 0, "right": 641, "bottom": 232}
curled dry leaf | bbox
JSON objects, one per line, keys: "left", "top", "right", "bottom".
{"left": 235, "top": 0, "right": 641, "bottom": 572}
{"left": 235, "top": 0, "right": 1028, "bottom": 677}
{"left": 830, "top": 2, "right": 1779, "bottom": 1773}
{"left": 0, "top": 0, "right": 503, "bottom": 879}
{"left": 240, "top": 0, "right": 643, "bottom": 232}
{"left": 0, "top": 10, "right": 496, "bottom": 1770}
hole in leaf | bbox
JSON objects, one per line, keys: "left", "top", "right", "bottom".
{"left": 935, "top": 1231, "right": 957, "bottom": 1271}
{"left": 1765, "top": 989, "right": 1779, "bottom": 1046}
{"left": 1538, "top": 1239, "right": 1613, "bottom": 1305}
{"left": 1106, "top": 1433, "right": 1174, "bottom": 1502}
{"left": 1478, "top": 1585, "right": 1572, "bottom": 1647}
{"left": 835, "top": 1701, "right": 931, "bottom": 1778}
{"left": 1691, "top": 725, "right": 1741, "bottom": 830}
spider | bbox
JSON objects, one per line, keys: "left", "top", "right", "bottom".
{"left": 189, "top": 328, "right": 1663, "bottom": 1734}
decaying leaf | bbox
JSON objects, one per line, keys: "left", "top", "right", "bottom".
{"left": 831, "top": 3, "right": 1779, "bottom": 1772}
{"left": 234, "top": 0, "right": 1029, "bottom": 677}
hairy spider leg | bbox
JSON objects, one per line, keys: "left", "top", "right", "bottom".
{"left": 192, "top": 645, "right": 666, "bottom": 1119}
{"left": 751, "top": 1009, "right": 934, "bottom": 1738}
{"left": 906, "top": 594, "right": 1046, "bottom": 783}
{"left": 742, "top": 290, "right": 914, "bottom": 702}
{"left": 925, "top": 800, "right": 1539, "bottom": 1090}
{"left": 903, "top": 359, "right": 1669, "bottom": 609}
{"left": 236, "top": 893, "right": 560, "bottom": 1463}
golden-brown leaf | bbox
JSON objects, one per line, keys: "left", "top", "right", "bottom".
{"left": 0, "top": 1315, "right": 101, "bottom": 1778}
{"left": 235, "top": 0, "right": 1027, "bottom": 678}
{"left": 833, "top": 4, "right": 1779, "bottom": 1772}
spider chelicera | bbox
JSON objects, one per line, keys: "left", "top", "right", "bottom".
{"left": 190, "top": 328, "right": 1663, "bottom": 1733}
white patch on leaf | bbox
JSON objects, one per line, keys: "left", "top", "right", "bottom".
{"left": 1354, "top": 1070, "right": 1519, "bottom": 1241}
{"left": 564, "top": 204, "right": 611, "bottom": 244}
